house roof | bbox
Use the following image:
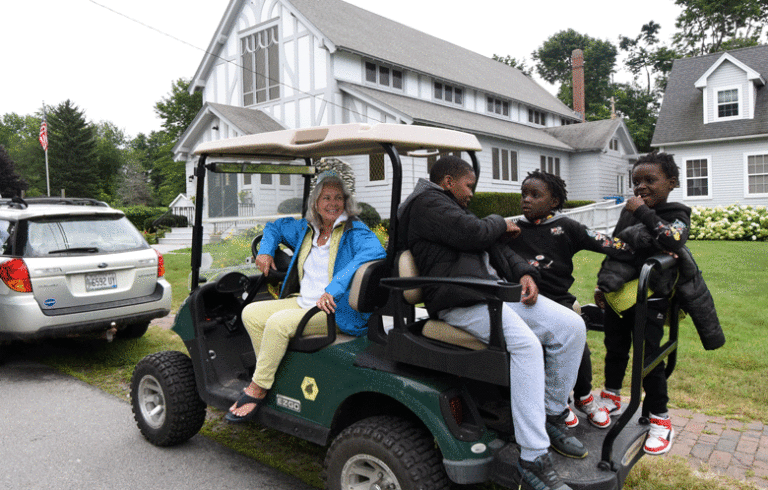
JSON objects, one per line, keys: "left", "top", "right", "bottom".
{"left": 544, "top": 118, "right": 636, "bottom": 154}
{"left": 192, "top": 0, "right": 579, "bottom": 120}
{"left": 341, "top": 83, "right": 574, "bottom": 152}
{"left": 652, "top": 45, "right": 768, "bottom": 147}
{"left": 173, "top": 102, "right": 285, "bottom": 158}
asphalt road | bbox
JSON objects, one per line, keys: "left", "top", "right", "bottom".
{"left": 0, "top": 355, "right": 315, "bottom": 490}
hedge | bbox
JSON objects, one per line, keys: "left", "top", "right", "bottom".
{"left": 117, "top": 206, "right": 167, "bottom": 231}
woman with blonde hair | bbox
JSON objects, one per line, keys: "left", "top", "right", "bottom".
{"left": 226, "top": 170, "right": 385, "bottom": 423}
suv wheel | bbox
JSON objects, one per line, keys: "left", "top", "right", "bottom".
{"left": 130, "top": 351, "right": 206, "bottom": 446}
{"left": 323, "top": 415, "right": 449, "bottom": 490}
{"left": 117, "top": 321, "right": 150, "bottom": 339}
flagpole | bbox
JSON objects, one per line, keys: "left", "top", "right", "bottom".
{"left": 41, "top": 102, "right": 50, "bottom": 197}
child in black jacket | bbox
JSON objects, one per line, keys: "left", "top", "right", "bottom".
{"left": 508, "top": 170, "right": 634, "bottom": 430}
{"left": 595, "top": 151, "right": 689, "bottom": 456}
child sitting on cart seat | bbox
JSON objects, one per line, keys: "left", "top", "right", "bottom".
{"left": 506, "top": 170, "right": 634, "bottom": 430}
{"left": 398, "top": 156, "right": 587, "bottom": 490}
{"left": 594, "top": 151, "right": 689, "bottom": 455}
{"left": 226, "top": 171, "right": 385, "bottom": 423}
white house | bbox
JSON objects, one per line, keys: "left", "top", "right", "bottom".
{"left": 173, "top": 0, "right": 639, "bottom": 220}
{"left": 652, "top": 45, "right": 768, "bottom": 206}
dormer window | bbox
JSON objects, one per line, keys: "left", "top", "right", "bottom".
{"left": 365, "top": 62, "right": 403, "bottom": 90}
{"left": 716, "top": 88, "right": 739, "bottom": 119}
{"left": 434, "top": 82, "right": 463, "bottom": 106}
{"left": 487, "top": 96, "right": 509, "bottom": 117}
{"left": 528, "top": 109, "right": 546, "bottom": 126}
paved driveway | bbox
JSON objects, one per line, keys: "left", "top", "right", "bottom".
{"left": 0, "top": 356, "right": 315, "bottom": 490}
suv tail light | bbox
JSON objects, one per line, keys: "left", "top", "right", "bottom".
{"left": 155, "top": 249, "right": 165, "bottom": 278}
{"left": 0, "top": 258, "right": 33, "bottom": 293}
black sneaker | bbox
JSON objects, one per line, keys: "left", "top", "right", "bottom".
{"left": 516, "top": 453, "right": 573, "bottom": 490}
{"left": 546, "top": 409, "right": 588, "bottom": 459}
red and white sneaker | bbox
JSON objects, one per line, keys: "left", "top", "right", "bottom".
{"left": 565, "top": 406, "right": 579, "bottom": 428}
{"left": 644, "top": 417, "right": 675, "bottom": 455}
{"left": 599, "top": 390, "right": 622, "bottom": 414}
{"left": 575, "top": 394, "right": 611, "bottom": 429}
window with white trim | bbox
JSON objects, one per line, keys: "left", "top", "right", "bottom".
{"left": 685, "top": 158, "right": 710, "bottom": 197}
{"left": 369, "top": 154, "right": 385, "bottom": 182}
{"left": 540, "top": 155, "right": 561, "bottom": 176}
{"left": 747, "top": 153, "right": 768, "bottom": 195}
{"left": 486, "top": 96, "right": 509, "bottom": 117}
{"left": 492, "top": 148, "right": 518, "bottom": 181}
{"left": 716, "top": 88, "right": 739, "bottom": 119}
{"left": 529, "top": 109, "right": 546, "bottom": 126}
{"left": 434, "top": 82, "right": 463, "bottom": 106}
{"left": 242, "top": 26, "right": 280, "bottom": 106}
{"left": 365, "top": 62, "right": 403, "bottom": 90}
{"left": 609, "top": 138, "right": 619, "bottom": 151}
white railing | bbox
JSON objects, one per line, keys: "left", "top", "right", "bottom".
{"left": 561, "top": 200, "right": 624, "bottom": 235}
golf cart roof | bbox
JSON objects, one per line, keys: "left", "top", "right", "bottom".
{"left": 192, "top": 123, "right": 482, "bottom": 160}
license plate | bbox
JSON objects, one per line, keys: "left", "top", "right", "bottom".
{"left": 85, "top": 272, "right": 117, "bottom": 291}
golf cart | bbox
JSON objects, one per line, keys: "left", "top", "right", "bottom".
{"left": 130, "top": 123, "right": 679, "bottom": 490}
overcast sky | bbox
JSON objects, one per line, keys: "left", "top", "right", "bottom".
{"left": 2, "top": 0, "right": 683, "bottom": 138}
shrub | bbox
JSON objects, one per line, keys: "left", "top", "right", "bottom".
{"left": 278, "top": 197, "right": 303, "bottom": 214}
{"left": 690, "top": 204, "right": 768, "bottom": 241}
{"left": 564, "top": 200, "right": 594, "bottom": 209}
{"left": 468, "top": 192, "right": 522, "bottom": 218}
{"left": 118, "top": 206, "right": 167, "bottom": 230}
{"left": 143, "top": 213, "right": 188, "bottom": 233}
{"left": 357, "top": 202, "right": 381, "bottom": 228}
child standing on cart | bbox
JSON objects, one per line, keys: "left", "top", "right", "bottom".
{"left": 506, "top": 170, "right": 634, "bottom": 430}
{"left": 594, "top": 151, "right": 690, "bottom": 455}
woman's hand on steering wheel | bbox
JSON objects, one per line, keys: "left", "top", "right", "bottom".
{"left": 255, "top": 254, "right": 277, "bottom": 277}
{"left": 317, "top": 292, "right": 336, "bottom": 314}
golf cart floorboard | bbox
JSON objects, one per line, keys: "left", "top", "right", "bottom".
{"left": 491, "top": 411, "right": 648, "bottom": 490}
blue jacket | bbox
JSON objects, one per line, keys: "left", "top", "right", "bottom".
{"left": 258, "top": 216, "right": 386, "bottom": 336}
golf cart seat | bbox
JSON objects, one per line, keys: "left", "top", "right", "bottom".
{"left": 380, "top": 250, "right": 521, "bottom": 386}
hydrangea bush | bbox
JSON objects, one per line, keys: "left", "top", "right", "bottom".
{"left": 690, "top": 204, "right": 768, "bottom": 241}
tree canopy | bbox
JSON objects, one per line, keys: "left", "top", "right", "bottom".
{"left": 672, "top": 0, "right": 768, "bottom": 55}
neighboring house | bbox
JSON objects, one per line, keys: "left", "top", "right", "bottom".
{"left": 174, "top": 0, "right": 639, "bottom": 220}
{"left": 652, "top": 45, "right": 768, "bottom": 207}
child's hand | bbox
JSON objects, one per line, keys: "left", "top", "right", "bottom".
{"left": 625, "top": 195, "right": 645, "bottom": 213}
{"left": 504, "top": 218, "right": 521, "bottom": 239}
{"left": 594, "top": 288, "right": 606, "bottom": 309}
{"left": 519, "top": 274, "right": 539, "bottom": 305}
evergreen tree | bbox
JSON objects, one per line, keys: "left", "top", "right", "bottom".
{"left": 0, "top": 144, "right": 29, "bottom": 197}
{"left": 47, "top": 100, "right": 99, "bottom": 198}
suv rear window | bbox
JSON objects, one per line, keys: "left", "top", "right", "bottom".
{"left": 23, "top": 215, "right": 148, "bottom": 257}
{"left": 0, "top": 219, "right": 12, "bottom": 255}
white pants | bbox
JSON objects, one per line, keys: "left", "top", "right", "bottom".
{"left": 440, "top": 295, "right": 585, "bottom": 460}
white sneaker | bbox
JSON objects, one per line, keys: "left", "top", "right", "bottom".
{"left": 575, "top": 394, "right": 611, "bottom": 429}
{"left": 644, "top": 416, "right": 674, "bottom": 455}
{"left": 599, "top": 390, "right": 622, "bottom": 414}
{"left": 565, "top": 406, "right": 579, "bottom": 428}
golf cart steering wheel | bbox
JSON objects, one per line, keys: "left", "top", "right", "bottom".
{"left": 251, "top": 234, "right": 292, "bottom": 281}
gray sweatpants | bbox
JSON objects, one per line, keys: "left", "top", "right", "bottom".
{"left": 440, "top": 295, "right": 586, "bottom": 461}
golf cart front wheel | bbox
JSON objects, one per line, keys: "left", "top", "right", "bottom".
{"left": 323, "top": 415, "right": 449, "bottom": 490}
{"left": 130, "top": 350, "right": 206, "bottom": 446}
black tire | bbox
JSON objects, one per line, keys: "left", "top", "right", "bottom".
{"left": 130, "top": 351, "right": 206, "bottom": 446}
{"left": 117, "top": 321, "right": 150, "bottom": 339}
{"left": 323, "top": 416, "right": 450, "bottom": 490}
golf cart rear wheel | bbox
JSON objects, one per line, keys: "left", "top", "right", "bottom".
{"left": 323, "top": 415, "right": 449, "bottom": 490}
{"left": 130, "top": 351, "right": 206, "bottom": 446}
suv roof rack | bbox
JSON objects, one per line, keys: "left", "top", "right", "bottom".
{"left": 0, "top": 197, "right": 110, "bottom": 208}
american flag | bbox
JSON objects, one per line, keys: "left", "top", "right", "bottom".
{"left": 39, "top": 116, "right": 48, "bottom": 151}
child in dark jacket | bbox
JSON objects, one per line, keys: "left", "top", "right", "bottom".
{"left": 594, "top": 151, "right": 689, "bottom": 456}
{"left": 508, "top": 170, "right": 634, "bottom": 430}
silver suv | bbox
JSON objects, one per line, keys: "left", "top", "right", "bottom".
{"left": 0, "top": 197, "right": 172, "bottom": 342}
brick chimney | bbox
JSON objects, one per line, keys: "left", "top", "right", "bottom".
{"left": 572, "top": 49, "right": 585, "bottom": 122}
